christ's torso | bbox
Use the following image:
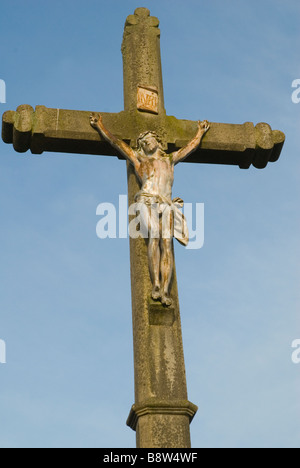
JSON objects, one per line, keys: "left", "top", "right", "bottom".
{"left": 137, "top": 154, "right": 174, "bottom": 200}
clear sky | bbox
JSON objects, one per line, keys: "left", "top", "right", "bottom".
{"left": 0, "top": 0, "right": 299, "bottom": 448}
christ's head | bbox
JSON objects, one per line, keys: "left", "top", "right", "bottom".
{"left": 137, "top": 131, "right": 162, "bottom": 155}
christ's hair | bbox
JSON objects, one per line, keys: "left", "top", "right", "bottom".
{"left": 137, "top": 131, "right": 163, "bottom": 152}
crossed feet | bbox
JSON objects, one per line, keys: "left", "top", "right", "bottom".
{"left": 152, "top": 285, "right": 172, "bottom": 307}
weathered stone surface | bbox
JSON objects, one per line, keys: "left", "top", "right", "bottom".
{"left": 136, "top": 414, "right": 191, "bottom": 449}
{"left": 127, "top": 399, "right": 198, "bottom": 448}
{"left": 2, "top": 106, "right": 284, "bottom": 169}
{"left": 148, "top": 299, "right": 175, "bottom": 326}
{"left": 122, "top": 8, "right": 164, "bottom": 115}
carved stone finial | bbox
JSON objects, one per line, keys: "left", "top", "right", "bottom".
{"left": 125, "top": 8, "right": 159, "bottom": 28}
{"left": 134, "top": 7, "right": 150, "bottom": 18}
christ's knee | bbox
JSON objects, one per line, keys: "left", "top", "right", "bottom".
{"left": 160, "top": 238, "right": 172, "bottom": 258}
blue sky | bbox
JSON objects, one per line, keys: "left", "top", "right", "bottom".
{"left": 0, "top": 0, "right": 299, "bottom": 448}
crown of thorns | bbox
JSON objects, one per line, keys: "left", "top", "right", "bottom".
{"left": 137, "top": 131, "right": 162, "bottom": 150}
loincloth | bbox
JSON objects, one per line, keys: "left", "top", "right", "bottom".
{"left": 134, "top": 191, "right": 189, "bottom": 246}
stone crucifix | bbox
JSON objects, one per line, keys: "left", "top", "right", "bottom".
{"left": 90, "top": 113, "right": 209, "bottom": 306}
{"left": 2, "top": 8, "right": 285, "bottom": 448}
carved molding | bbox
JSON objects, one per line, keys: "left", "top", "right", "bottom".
{"left": 127, "top": 399, "right": 198, "bottom": 431}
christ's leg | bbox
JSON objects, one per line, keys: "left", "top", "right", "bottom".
{"left": 138, "top": 203, "right": 161, "bottom": 300}
{"left": 160, "top": 238, "right": 173, "bottom": 306}
{"left": 148, "top": 236, "right": 161, "bottom": 300}
{"left": 147, "top": 205, "right": 161, "bottom": 300}
{"left": 160, "top": 205, "right": 174, "bottom": 306}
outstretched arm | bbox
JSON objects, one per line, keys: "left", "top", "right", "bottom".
{"left": 172, "top": 120, "right": 210, "bottom": 165}
{"left": 90, "top": 113, "right": 140, "bottom": 171}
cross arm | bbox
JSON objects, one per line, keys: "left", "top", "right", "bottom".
{"left": 1, "top": 104, "right": 131, "bottom": 158}
{"left": 2, "top": 105, "right": 285, "bottom": 170}
{"left": 164, "top": 117, "right": 285, "bottom": 169}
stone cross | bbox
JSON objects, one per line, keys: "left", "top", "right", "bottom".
{"left": 2, "top": 8, "right": 285, "bottom": 448}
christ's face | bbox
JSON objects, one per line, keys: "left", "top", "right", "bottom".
{"left": 140, "top": 134, "right": 159, "bottom": 154}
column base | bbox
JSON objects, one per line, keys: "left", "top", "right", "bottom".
{"left": 127, "top": 399, "right": 198, "bottom": 448}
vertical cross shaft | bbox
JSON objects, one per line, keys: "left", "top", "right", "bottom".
{"left": 122, "top": 8, "right": 165, "bottom": 116}
{"left": 123, "top": 8, "right": 197, "bottom": 448}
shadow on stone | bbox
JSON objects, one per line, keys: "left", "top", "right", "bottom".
{"left": 148, "top": 297, "right": 175, "bottom": 326}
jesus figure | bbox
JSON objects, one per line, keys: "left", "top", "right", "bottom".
{"left": 90, "top": 113, "right": 209, "bottom": 306}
